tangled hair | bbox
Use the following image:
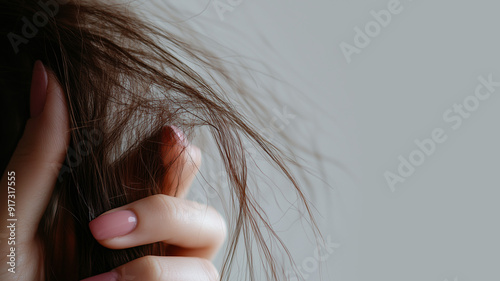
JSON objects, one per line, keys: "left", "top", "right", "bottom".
{"left": 0, "top": 0, "right": 319, "bottom": 280}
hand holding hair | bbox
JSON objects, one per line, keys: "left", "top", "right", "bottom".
{"left": 84, "top": 128, "right": 226, "bottom": 281}
{"left": 0, "top": 61, "right": 226, "bottom": 281}
{"left": 1, "top": 1, "right": 319, "bottom": 279}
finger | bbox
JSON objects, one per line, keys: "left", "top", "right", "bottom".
{"left": 160, "top": 126, "right": 201, "bottom": 198}
{"left": 0, "top": 61, "right": 70, "bottom": 240}
{"left": 81, "top": 256, "right": 219, "bottom": 281}
{"left": 89, "top": 194, "right": 226, "bottom": 259}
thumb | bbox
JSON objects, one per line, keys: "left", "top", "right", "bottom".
{"left": 1, "top": 61, "right": 70, "bottom": 241}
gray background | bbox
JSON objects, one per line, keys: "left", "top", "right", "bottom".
{"left": 142, "top": 0, "right": 500, "bottom": 280}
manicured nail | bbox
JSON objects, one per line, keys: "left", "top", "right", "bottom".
{"left": 89, "top": 210, "right": 137, "bottom": 240}
{"left": 80, "top": 271, "right": 118, "bottom": 281}
{"left": 165, "top": 125, "right": 189, "bottom": 147}
{"left": 30, "top": 60, "right": 48, "bottom": 118}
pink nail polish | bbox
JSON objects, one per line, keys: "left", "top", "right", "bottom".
{"left": 170, "top": 125, "right": 189, "bottom": 146}
{"left": 80, "top": 271, "right": 118, "bottom": 281}
{"left": 30, "top": 60, "right": 48, "bottom": 118}
{"left": 89, "top": 210, "right": 137, "bottom": 240}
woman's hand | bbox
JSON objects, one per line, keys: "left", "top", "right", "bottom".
{"left": 83, "top": 131, "right": 227, "bottom": 281}
{"left": 0, "top": 61, "right": 70, "bottom": 281}
{"left": 0, "top": 61, "right": 226, "bottom": 281}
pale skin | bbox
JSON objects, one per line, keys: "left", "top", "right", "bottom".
{"left": 0, "top": 64, "right": 226, "bottom": 281}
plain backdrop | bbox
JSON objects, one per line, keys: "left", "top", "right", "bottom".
{"left": 139, "top": 1, "right": 500, "bottom": 280}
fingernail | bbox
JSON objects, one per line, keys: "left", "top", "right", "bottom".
{"left": 81, "top": 271, "right": 118, "bottom": 281}
{"left": 89, "top": 210, "right": 137, "bottom": 240}
{"left": 165, "top": 125, "right": 189, "bottom": 147}
{"left": 30, "top": 60, "right": 48, "bottom": 118}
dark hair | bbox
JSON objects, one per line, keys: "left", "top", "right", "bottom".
{"left": 0, "top": 0, "right": 319, "bottom": 280}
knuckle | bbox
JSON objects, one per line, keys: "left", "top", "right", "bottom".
{"left": 148, "top": 195, "right": 226, "bottom": 244}
{"left": 136, "top": 255, "right": 164, "bottom": 280}
{"left": 209, "top": 206, "right": 227, "bottom": 242}
{"left": 195, "top": 258, "right": 219, "bottom": 281}
{"left": 219, "top": 214, "right": 228, "bottom": 241}
{"left": 204, "top": 205, "right": 227, "bottom": 241}
{"left": 149, "top": 194, "right": 193, "bottom": 224}
{"left": 186, "top": 202, "right": 227, "bottom": 244}
{"left": 151, "top": 194, "right": 175, "bottom": 215}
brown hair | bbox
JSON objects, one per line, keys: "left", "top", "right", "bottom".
{"left": 0, "top": 0, "right": 319, "bottom": 280}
